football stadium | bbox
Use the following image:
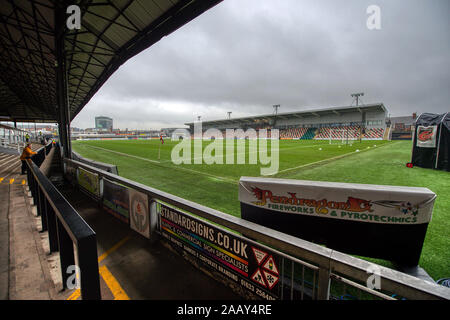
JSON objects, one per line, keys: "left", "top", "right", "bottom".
{"left": 0, "top": 0, "right": 448, "bottom": 304}
{"left": 70, "top": 103, "right": 449, "bottom": 287}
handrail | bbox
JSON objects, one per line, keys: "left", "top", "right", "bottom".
{"left": 64, "top": 157, "right": 450, "bottom": 300}
{"left": 30, "top": 142, "right": 50, "bottom": 167}
{"left": 71, "top": 150, "right": 119, "bottom": 175}
{"left": 27, "top": 150, "right": 101, "bottom": 300}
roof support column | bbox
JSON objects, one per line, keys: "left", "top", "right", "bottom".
{"left": 55, "top": 4, "right": 71, "bottom": 159}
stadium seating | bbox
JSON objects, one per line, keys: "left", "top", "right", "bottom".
{"left": 301, "top": 128, "right": 317, "bottom": 140}
{"left": 279, "top": 125, "right": 384, "bottom": 140}
{"left": 363, "top": 127, "right": 384, "bottom": 139}
{"left": 315, "top": 127, "right": 332, "bottom": 140}
{"left": 195, "top": 125, "right": 384, "bottom": 140}
{"left": 280, "top": 127, "right": 308, "bottom": 139}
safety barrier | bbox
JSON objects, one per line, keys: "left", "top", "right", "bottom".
{"left": 62, "top": 157, "right": 450, "bottom": 300}
{"left": 27, "top": 146, "right": 101, "bottom": 300}
{"left": 30, "top": 145, "right": 46, "bottom": 167}
{"left": 71, "top": 151, "right": 119, "bottom": 175}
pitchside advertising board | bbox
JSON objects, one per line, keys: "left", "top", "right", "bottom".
{"left": 239, "top": 177, "right": 436, "bottom": 267}
{"left": 159, "top": 203, "right": 283, "bottom": 300}
{"left": 107, "top": 184, "right": 154, "bottom": 239}
{"left": 102, "top": 178, "right": 130, "bottom": 224}
{"left": 129, "top": 188, "right": 153, "bottom": 239}
{"left": 64, "top": 163, "right": 77, "bottom": 184}
{"left": 75, "top": 168, "right": 154, "bottom": 240}
{"left": 77, "top": 167, "right": 100, "bottom": 198}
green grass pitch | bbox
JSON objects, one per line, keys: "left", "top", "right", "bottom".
{"left": 72, "top": 138, "right": 449, "bottom": 280}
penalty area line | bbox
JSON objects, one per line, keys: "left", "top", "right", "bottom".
{"left": 82, "top": 144, "right": 237, "bottom": 185}
{"left": 274, "top": 141, "right": 398, "bottom": 176}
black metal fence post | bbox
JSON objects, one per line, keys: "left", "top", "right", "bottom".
{"left": 26, "top": 169, "right": 34, "bottom": 200}
{"left": 38, "top": 188, "right": 47, "bottom": 231}
{"left": 56, "top": 218, "right": 75, "bottom": 290}
{"left": 35, "top": 179, "right": 41, "bottom": 215}
{"left": 46, "top": 199, "right": 59, "bottom": 253}
{"left": 77, "top": 234, "right": 101, "bottom": 300}
{"left": 32, "top": 174, "right": 38, "bottom": 207}
{"left": 26, "top": 152, "right": 101, "bottom": 299}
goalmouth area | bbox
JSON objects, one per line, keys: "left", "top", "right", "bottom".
{"left": 71, "top": 138, "right": 450, "bottom": 281}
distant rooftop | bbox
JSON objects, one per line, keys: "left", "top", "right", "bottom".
{"left": 389, "top": 115, "right": 416, "bottom": 125}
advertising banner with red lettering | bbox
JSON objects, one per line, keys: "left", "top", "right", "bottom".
{"left": 239, "top": 177, "right": 436, "bottom": 266}
{"left": 239, "top": 177, "right": 435, "bottom": 225}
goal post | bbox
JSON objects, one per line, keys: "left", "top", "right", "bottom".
{"left": 329, "top": 128, "right": 348, "bottom": 145}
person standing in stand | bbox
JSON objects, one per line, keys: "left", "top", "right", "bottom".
{"left": 20, "top": 143, "right": 36, "bottom": 174}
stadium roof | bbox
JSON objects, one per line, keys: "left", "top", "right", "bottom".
{"left": 186, "top": 103, "right": 388, "bottom": 127}
{"left": 0, "top": 0, "right": 222, "bottom": 123}
{"left": 0, "top": 122, "right": 28, "bottom": 132}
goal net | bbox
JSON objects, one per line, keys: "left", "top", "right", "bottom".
{"left": 328, "top": 128, "right": 357, "bottom": 144}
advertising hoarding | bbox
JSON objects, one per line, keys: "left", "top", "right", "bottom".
{"left": 159, "top": 203, "right": 282, "bottom": 300}
{"left": 129, "top": 189, "right": 150, "bottom": 238}
{"left": 77, "top": 167, "right": 100, "bottom": 197}
{"left": 239, "top": 177, "right": 436, "bottom": 266}
{"left": 103, "top": 178, "right": 130, "bottom": 224}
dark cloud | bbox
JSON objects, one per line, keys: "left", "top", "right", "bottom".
{"left": 72, "top": 0, "right": 450, "bottom": 129}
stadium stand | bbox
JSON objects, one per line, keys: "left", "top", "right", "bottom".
{"left": 364, "top": 127, "right": 384, "bottom": 139}
{"left": 314, "top": 126, "right": 360, "bottom": 140}
{"left": 187, "top": 104, "right": 388, "bottom": 141}
{"left": 280, "top": 125, "right": 384, "bottom": 141}
{"left": 301, "top": 128, "right": 317, "bottom": 140}
{"left": 280, "top": 127, "right": 308, "bottom": 139}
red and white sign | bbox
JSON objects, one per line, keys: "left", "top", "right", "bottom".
{"left": 252, "top": 247, "right": 268, "bottom": 266}
{"left": 262, "top": 270, "right": 279, "bottom": 290}
{"left": 416, "top": 125, "right": 437, "bottom": 148}
{"left": 251, "top": 269, "right": 266, "bottom": 287}
{"left": 129, "top": 189, "right": 150, "bottom": 238}
{"left": 250, "top": 248, "right": 280, "bottom": 290}
{"left": 262, "top": 255, "right": 279, "bottom": 275}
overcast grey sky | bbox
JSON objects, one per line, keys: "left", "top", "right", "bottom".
{"left": 71, "top": 0, "right": 450, "bottom": 130}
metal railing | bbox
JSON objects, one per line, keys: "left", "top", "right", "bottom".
{"left": 27, "top": 147, "right": 101, "bottom": 300}
{"left": 71, "top": 151, "right": 119, "bottom": 175}
{"left": 63, "top": 158, "right": 450, "bottom": 300}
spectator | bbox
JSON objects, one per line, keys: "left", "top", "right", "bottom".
{"left": 20, "top": 143, "right": 36, "bottom": 174}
